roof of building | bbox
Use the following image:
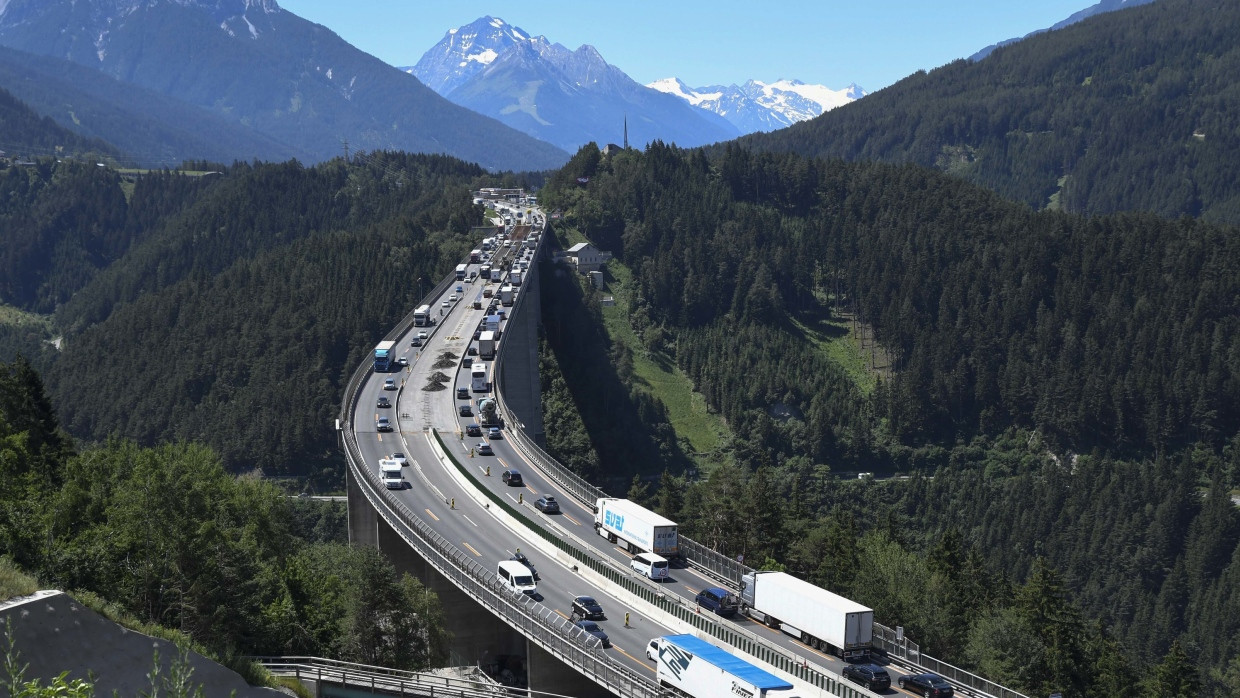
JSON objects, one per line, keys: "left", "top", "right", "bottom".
{"left": 567, "top": 242, "right": 593, "bottom": 253}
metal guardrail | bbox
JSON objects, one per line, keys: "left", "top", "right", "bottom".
{"left": 255, "top": 656, "right": 505, "bottom": 697}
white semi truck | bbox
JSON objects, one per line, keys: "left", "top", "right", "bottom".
{"left": 646, "top": 635, "right": 800, "bottom": 698}
{"left": 740, "top": 570, "right": 874, "bottom": 659}
{"left": 594, "top": 498, "right": 678, "bottom": 557}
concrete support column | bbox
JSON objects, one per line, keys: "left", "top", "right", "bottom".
{"left": 345, "top": 465, "right": 378, "bottom": 548}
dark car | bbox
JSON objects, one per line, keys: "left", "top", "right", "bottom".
{"left": 534, "top": 495, "right": 560, "bottom": 514}
{"left": 466, "top": 423, "right": 482, "bottom": 437}
{"left": 571, "top": 595, "right": 605, "bottom": 620}
{"left": 843, "top": 663, "right": 891, "bottom": 692}
{"left": 574, "top": 620, "right": 610, "bottom": 648}
{"left": 376, "top": 396, "right": 391, "bottom": 408}
{"left": 694, "top": 587, "right": 739, "bottom": 617}
{"left": 511, "top": 552, "right": 539, "bottom": 581}
{"left": 459, "top": 404, "right": 473, "bottom": 417}
{"left": 899, "top": 673, "right": 954, "bottom": 697}
{"left": 502, "top": 469, "right": 523, "bottom": 486}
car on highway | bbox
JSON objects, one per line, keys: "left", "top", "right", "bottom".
{"left": 389, "top": 452, "right": 407, "bottom": 466}
{"left": 376, "top": 395, "right": 390, "bottom": 408}
{"left": 449, "top": 294, "right": 458, "bottom": 303}
{"left": 466, "top": 423, "right": 482, "bottom": 437}
{"left": 574, "top": 620, "right": 610, "bottom": 648}
{"left": 842, "top": 663, "right": 891, "bottom": 692}
{"left": 501, "top": 469, "right": 523, "bottom": 486}
{"left": 571, "top": 595, "right": 605, "bottom": 620}
{"left": 476, "top": 442, "right": 493, "bottom": 456}
{"left": 898, "top": 673, "right": 954, "bottom": 697}
{"left": 459, "top": 404, "right": 473, "bottom": 417}
{"left": 383, "top": 378, "right": 396, "bottom": 390}
{"left": 463, "top": 357, "right": 473, "bottom": 368}
{"left": 488, "top": 426, "right": 502, "bottom": 439}
{"left": 441, "top": 300, "right": 450, "bottom": 309}
{"left": 397, "top": 356, "right": 409, "bottom": 366}
{"left": 534, "top": 495, "right": 560, "bottom": 514}
{"left": 376, "top": 416, "right": 392, "bottom": 432}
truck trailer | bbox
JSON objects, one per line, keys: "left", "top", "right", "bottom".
{"left": 740, "top": 571, "right": 873, "bottom": 659}
{"left": 594, "top": 498, "right": 678, "bottom": 557}
{"left": 373, "top": 341, "right": 396, "bottom": 372}
{"left": 646, "top": 635, "right": 800, "bottom": 698}
{"left": 478, "top": 331, "right": 496, "bottom": 360}
{"left": 500, "top": 284, "right": 514, "bottom": 306}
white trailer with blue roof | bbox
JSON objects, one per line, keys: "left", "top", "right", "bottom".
{"left": 646, "top": 634, "right": 801, "bottom": 698}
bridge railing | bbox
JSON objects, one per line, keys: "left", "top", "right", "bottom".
{"left": 254, "top": 656, "right": 504, "bottom": 697}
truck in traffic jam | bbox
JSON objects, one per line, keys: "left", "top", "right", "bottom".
{"left": 478, "top": 330, "right": 496, "bottom": 360}
{"left": 373, "top": 341, "right": 396, "bottom": 371}
{"left": 594, "top": 498, "right": 679, "bottom": 557}
{"left": 740, "top": 570, "right": 874, "bottom": 659}
{"left": 477, "top": 397, "right": 502, "bottom": 427}
{"left": 455, "top": 264, "right": 467, "bottom": 280}
{"left": 646, "top": 635, "right": 800, "bottom": 698}
{"left": 500, "top": 284, "right": 514, "bottom": 306}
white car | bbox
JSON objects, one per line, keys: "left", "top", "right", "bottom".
{"left": 449, "top": 294, "right": 458, "bottom": 302}
{"left": 441, "top": 300, "right": 450, "bottom": 309}
{"left": 389, "top": 452, "right": 407, "bottom": 466}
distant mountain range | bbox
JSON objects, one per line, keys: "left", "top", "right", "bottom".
{"left": 646, "top": 78, "right": 865, "bottom": 134}
{"left": 971, "top": 0, "right": 1158, "bottom": 60}
{"left": 0, "top": 0, "right": 567, "bottom": 170}
{"left": 406, "top": 16, "right": 740, "bottom": 152}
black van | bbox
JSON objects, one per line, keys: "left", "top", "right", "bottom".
{"left": 695, "top": 587, "right": 738, "bottom": 617}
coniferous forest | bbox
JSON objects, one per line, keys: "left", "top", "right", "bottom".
{"left": 537, "top": 142, "right": 1240, "bottom": 696}
{"left": 735, "top": 0, "right": 1240, "bottom": 225}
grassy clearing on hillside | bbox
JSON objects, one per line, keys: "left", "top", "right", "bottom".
{"left": 597, "top": 261, "right": 727, "bottom": 459}
{"left": 790, "top": 313, "right": 880, "bottom": 395}
{"left": 0, "top": 305, "right": 52, "bottom": 333}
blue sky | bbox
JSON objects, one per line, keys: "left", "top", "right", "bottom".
{"left": 278, "top": 1, "right": 1099, "bottom": 92}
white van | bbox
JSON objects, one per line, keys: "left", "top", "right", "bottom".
{"left": 630, "top": 552, "right": 670, "bottom": 581}
{"left": 379, "top": 458, "right": 403, "bottom": 490}
{"left": 497, "top": 560, "right": 538, "bottom": 597}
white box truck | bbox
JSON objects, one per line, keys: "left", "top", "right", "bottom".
{"left": 500, "top": 284, "right": 514, "bottom": 305}
{"left": 645, "top": 635, "right": 800, "bottom": 698}
{"left": 478, "top": 331, "right": 496, "bottom": 360}
{"left": 740, "top": 571, "right": 873, "bottom": 659}
{"left": 594, "top": 498, "right": 678, "bottom": 557}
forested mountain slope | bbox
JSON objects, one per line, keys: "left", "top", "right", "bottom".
{"left": 0, "top": 45, "right": 306, "bottom": 166}
{"left": 0, "top": 84, "right": 116, "bottom": 160}
{"left": 734, "top": 0, "right": 1240, "bottom": 224}
{"left": 0, "top": 154, "right": 493, "bottom": 476}
{"left": 538, "top": 143, "right": 1240, "bottom": 694}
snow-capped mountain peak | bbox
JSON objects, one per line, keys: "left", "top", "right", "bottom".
{"left": 648, "top": 77, "right": 865, "bottom": 134}
{"left": 409, "top": 15, "right": 542, "bottom": 95}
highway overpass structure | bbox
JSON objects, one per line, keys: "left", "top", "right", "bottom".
{"left": 338, "top": 205, "right": 1027, "bottom": 698}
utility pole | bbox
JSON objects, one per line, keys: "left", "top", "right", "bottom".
{"left": 342, "top": 138, "right": 350, "bottom": 163}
